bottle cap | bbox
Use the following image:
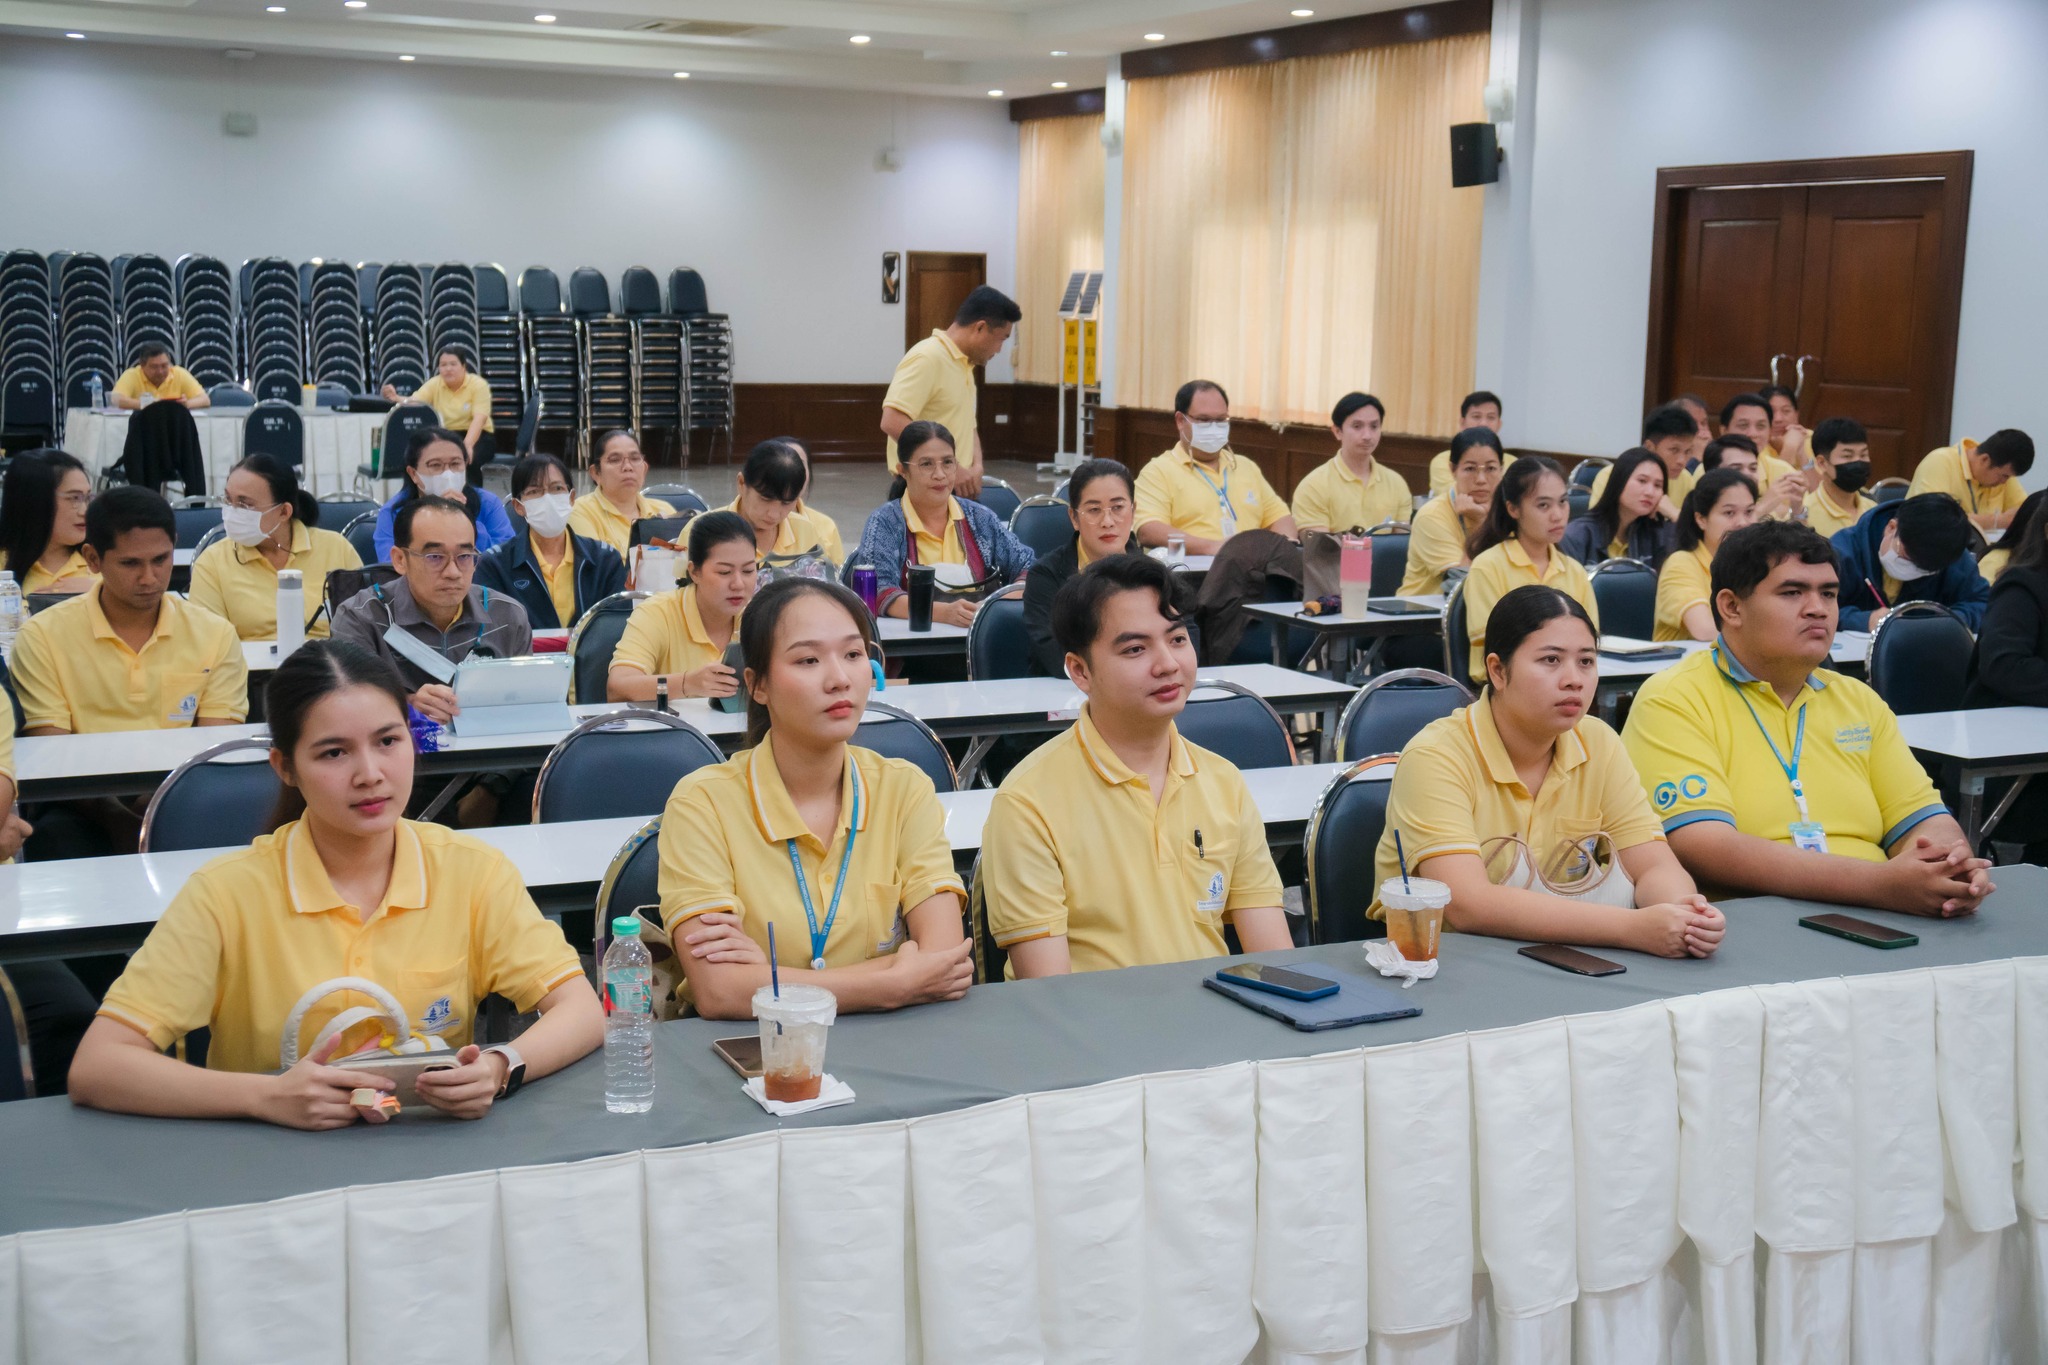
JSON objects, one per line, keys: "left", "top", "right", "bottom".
{"left": 612, "top": 917, "right": 643, "bottom": 937}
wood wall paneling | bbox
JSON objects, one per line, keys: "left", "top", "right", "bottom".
{"left": 1008, "top": 88, "right": 1107, "bottom": 123}
{"left": 1119, "top": 0, "right": 1490, "bottom": 80}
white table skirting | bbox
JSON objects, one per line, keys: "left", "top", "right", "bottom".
{"left": 62, "top": 408, "right": 387, "bottom": 500}
{"left": 6, "top": 957, "right": 2046, "bottom": 1365}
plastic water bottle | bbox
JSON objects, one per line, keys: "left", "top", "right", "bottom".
{"left": 603, "top": 917, "right": 655, "bottom": 1113}
{"left": 0, "top": 572, "right": 21, "bottom": 660}
{"left": 88, "top": 375, "right": 104, "bottom": 412}
{"left": 274, "top": 568, "right": 305, "bottom": 659}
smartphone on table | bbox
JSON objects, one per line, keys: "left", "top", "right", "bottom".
{"left": 1518, "top": 943, "right": 1626, "bottom": 977}
{"left": 713, "top": 1035, "right": 763, "bottom": 1078}
{"left": 1799, "top": 914, "right": 1919, "bottom": 949}
{"left": 1214, "top": 962, "right": 1340, "bottom": 1001}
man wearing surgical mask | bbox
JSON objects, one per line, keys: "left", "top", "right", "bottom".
{"left": 1135, "top": 380, "right": 1296, "bottom": 555}
{"left": 371, "top": 427, "right": 516, "bottom": 562}
{"left": 1830, "top": 492, "right": 1987, "bottom": 631}
{"left": 477, "top": 453, "right": 626, "bottom": 631}
{"left": 1802, "top": 418, "right": 1877, "bottom": 540}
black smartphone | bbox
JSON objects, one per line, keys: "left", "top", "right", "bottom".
{"left": 1519, "top": 943, "right": 1627, "bottom": 976}
{"left": 712, "top": 1035, "right": 763, "bottom": 1078}
{"left": 1799, "top": 913, "right": 1919, "bottom": 949}
{"left": 1366, "top": 598, "right": 1441, "bottom": 616}
{"left": 1215, "top": 962, "right": 1341, "bottom": 1001}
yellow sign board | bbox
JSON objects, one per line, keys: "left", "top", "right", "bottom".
{"left": 1061, "top": 319, "right": 1099, "bottom": 387}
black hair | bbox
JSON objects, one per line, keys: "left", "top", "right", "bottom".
{"left": 1709, "top": 521, "right": 1838, "bottom": 627}
{"left": 738, "top": 576, "right": 875, "bottom": 748}
{"left": 0, "top": 448, "right": 89, "bottom": 579}
{"left": 890, "top": 421, "right": 958, "bottom": 500}
{"left": 1699, "top": 433, "right": 1758, "bottom": 471}
{"left": 511, "top": 453, "right": 571, "bottom": 499}
{"left": 263, "top": 639, "right": 413, "bottom": 830}
{"left": 1811, "top": 417, "right": 1867, "bottom": 456}
{"left": 1174, "top": 380, "right": 1229, "bottom": 416}
{"left": 2002, "top": 490, "right": 2048, "bottom": 575}
{"left": 953, "top": 285, "right": 1021, "bottom": 329}
{"left": 1718, "top": 392, "right": 1771, "bottom": 429}
{"left": 1460, "top": 390, "right": 1502, "bottom": 418}
{"left": 434, "top": 346, "right": 471, "bottom": 372}
{"left": 1892, "top": 492, "right": 1971, "bottom": 572}
{"left": 231, "top": 452, "right": 320, "bottom": 528}
{"left": 1050, "top": 552, "right": 1191, "bottom": 662}
{"left": 1675, "top": 468, "right": 1758, "bottom": 552}
{"left": 1481, "top": 585, "right": 1596, "bottom": 692}
{"left": 1330, "top": 392, "right": 1384, "bottom": 427}
{"left": 1584, "top": 447, "right": 1667, "bottom": 540}
{"left": 592, "top": 429, "right": 642, "bottom": 466}
{"left": 1641, "top": 402, "right": 1700, "bottom": 444}
{"left": 392, "top": 426, "right": 472, "bottom": 512}
{"left": 84, "top": 485, "right": 174, "bottom": 555}
{"left": 686, "top": 509, "right": 755, "bottom": 569}
{"left": 1466, "top": 454, "right": 1565, "bottom": 559}
{"left": 1067, "top": 457, "right": 1134, "bottom": 505}
{"left": 1980, "top": 429, "right": 2037, "bottom": 476}
{"left": 740, "top": 439, "right": 808, "bottom": 504}
{"left": 392, "top": 494, "right": 472, "bottom": 551}
{"left": 135, "top": 342, "right": 171, "bottom": 364}
{"left": 1448, "top": 426, "right": 1504, "bottom": 469}
{"left": 1759, "top": 384, "right": 1799, "bottom": 413}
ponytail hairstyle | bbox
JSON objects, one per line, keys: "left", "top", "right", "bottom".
{"left": 686, "top": 510, "right": 755, "bottom": 573}
{"left": 262, "top": 639, "right": 413, "bottom": 829}
{"left": 1465, "top": 454, "right": 1566, "bottom": 560}
{"left": 737, "top": 576, "right": 875, "bottom": 748}
{"left": 231, "top": 452, "right": 320, "bottom": 529}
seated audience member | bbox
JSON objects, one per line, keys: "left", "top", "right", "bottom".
{"left": 11, "top": 487, "right": 246, "bottom": 734}
{"left": 475, "top": 453, "right": 626, "bottom": 630}
{"left": 1831, "top": 492, "right": 1987, "bottom": 631}
{"left": 111, "top": 343, "right": 209, "bottom": 410}
{"left": 1559, "top": 446, "right": 1675, "bottom": 569}
{"left": 1024, "top": 458, "right": 1138, "bottom": 677}
{"left": 774, "top": 435, "right": 845, "bottom": 562}
{"left": 1427, "top": 390, "right": 1514, "bottom": 499}
{"left": 1909, "top": 429, "right": 2035, "bottom": 532}
{"left": 0, "top": 448, "right": 97, "bottom": 593}
{"left": 1963, "top": 506, "right": 2048, "bottom": 857}
{"left": 0, "top": 723, "right": 92, "bottom": 1094}
{"left": 1978, "top": 489, "right": 2048, "bottom": 584}
{"left": 68, "top": 642, "right": 603, "bottom": 1127}
{"left": 565, "top": 429, "right": 675, "bottom": 556}
{"left": 382, "top": 347, "right": 494, "bottom": 465}
{"left": 1590, "top": 403, "right": 1701, "bottom": 519}
{"left": 1675, "top": 394, "right": 1714, "bottom": 469}
{"left": 1623, "top": 521, "right": 1991, "bottom": 915}
{"left": 1135, "top": 380, "right": 1295, "bottom": 553}
{"left": 981, "top": 554, "right": 1291, "bottom": 975}
{"left": 1373, "top": 586, "right": 1721, "bottom": 955}
{"left": 609, "top": 511, "right": 757, "bottom": 702}
{"left": 851, "top": 420, "right": 1034, "bottom": 627}
{"left": 372, "top": 427, "right": 514, "bottom": 561}
{"left": 1761, "top": 383, "right": 1806, "bottom": 465}
{"left": 1291, "top": 392, "right": 1414, "bottom": 533}
{"left": 332, "top": 495, "right": 532, "bottom": 725}
{"left": 657, "top": 578, "right": 972, "bottom": 1019}
{"left": 1700, "top": 434, "right": 1803, "bottom": 520}
{"left": 880, "top": 285, "right": 1019, "bottom": 500}
{"left": 1720, "top": 392, "right": 1811, "bottom": 498}
{"left": 729, "top": 440, "right": 832, "bottom": 562}
{"left": 1401, "top": 428, "right": 1504, "bottom": 594}
{"left": 1460, "top": 456, "right": 1598, "bottom": 677}
{"left": 1655, "top": 469, "right": 1757, "bottom": 642}
{"left": 190, "top": 454, "right": 361, "bottom": 641}
{"left": 1803, "top": 418, "right": 1877, "bottom": 539}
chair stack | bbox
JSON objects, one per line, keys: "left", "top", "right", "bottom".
{"left": 519, "top": 266, "right": 582, "bottom": 459}
{"left": 621, "top": 266, "right": 681, "bottom": 449}
{"left": 58, "top": 253, "right": 120, "bottom": 409}
{"left": 173, "top": 255, "right": 237, "bottom": 388}
{"left": 370, "top": 263, "right": 429, "bottom": 396}
{"left": 306, "top": 262, "right": 366, "bottom": 394}
{"left": 1, "top": 250, "right": 59, "bottom": 446}
{"left": 669, "top": 268, "right": 732, "bottom": 460}
{"left": 472, "top": 264, "right": 525, "bottom": 430}
{"left": 570, "top": 267, "right": 634, "bottom": 441}
{"left": 117, "top": 255, "right": 178, "bottom": 370}
{"left": 428, "top": 264, "right": 480, "bottom": 373}
{"left": 241, "top": 257, "right": 304, "bottom": 403}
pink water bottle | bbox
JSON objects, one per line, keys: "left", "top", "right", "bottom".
{"left": 1339, "top": 534, "right": 1372, "bottom": 618}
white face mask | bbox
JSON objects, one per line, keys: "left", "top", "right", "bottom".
{"left": 1187, "top": 420, "right": 1230, "bottom": 454}
{"left": 1879, "top": 547, "right": 1931, "bottom": 582}
{"left": 419, "top": 468, "right": 466, "bottom": 498}
{"left": 221, "top": 503, "right": 278, "bottom": 547}
{"left": 522, "top": 491, "right": 572, "bottom": 538}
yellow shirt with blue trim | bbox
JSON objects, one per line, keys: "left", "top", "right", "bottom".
{"left": 1621, "top": 642, "right": 1946, "bottom": 874}
{"left": 1459, "top": 539, "right": 1599, "bottom": 677}
{"left": 566, "top": 492, "right": 676, "bottom": 557}
{"left": 0, "top": 547, "right": 96, "bottom": 595}
{"left": 97, "top": 818, "right": 582, "bottom": 1074}
{"left": 9, "top": 584, "right": 246, "bottom": 732}
{"left": 188, "top": 521, "right": 362, "bottom": 640}
{"left": 1398, "top": 494, "right": 1473, "bottom": 596}
{"left": 1290, "top": 454, "right": 1414, "bottom": 532}
{"left": 1653, "top": 545, "right": 1714, "bottom": 642}
{"left": 1135, "top": 445, "right": 1289, "bottom": 544}
{"left": 1429, "top": 448, "right": 1517, "bottom": 500}
{"left": 1370, "top": 695, "right": 1664, "bottom": 919}
{"left": 1909, "top": 443, "right": 2027, "bottom": 520}
{"left": 611, "top": 583, "right": 732, "bottom": 679}
{"left": 883, "top": 330, "right": 979, "bottom": 472}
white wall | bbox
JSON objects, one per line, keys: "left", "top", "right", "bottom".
{"left": 1480, "top": 0, "right": 2048, "bottom": 460}
{"left": 0, "top": 37, "right": 1019, "bottom": 384}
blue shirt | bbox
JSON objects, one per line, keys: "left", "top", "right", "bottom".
{"left": 373, "top": 486, "right": 515, "bottom": 562}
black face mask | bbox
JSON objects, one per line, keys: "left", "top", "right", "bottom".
{"left": 1831, "top": 460, "right": 1871, "bottom": 493}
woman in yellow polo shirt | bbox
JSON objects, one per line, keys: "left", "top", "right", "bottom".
{"left": 1653, "top": 468, "right": 1757, "bottom": 641}
{"left": 728, "top": 439, "right": 830, "bottom": 564}
{"left": 656, "top": 576, "right": 972, "bottom": 1019}
{"left": 608, "top": 510, "right": 757, "bottom": 702}
{"left": 566, "top": 429, "right": 675, "bottom": 556}
{"left": 383, "top": 348, "right": 494, "bottom": 464}
{"left": 190, "top": 454, "right": 362, "bottom": 640}
{"left": 69, "top": 641, "right": 603, "bottom": 1128}
{"left": 775, "top": 435, "right": 845, "bottom": 563}
{"left": 1458, "top": 456, "right": 1598, "bottom": 678}
{"left": 1373, "top": 585, "right": 1723, "bottom": 956}
{"left": 0, "top": 448, "right": 97, "bottom": 595}
{"left": 1399, "top": 427, "right": 1503, "bottom": 595}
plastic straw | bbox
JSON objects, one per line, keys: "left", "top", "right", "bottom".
{"left": 768, "top": 922, "right": 781, "bottom": 999}
{"left": 1394, "top": 830, "right": 1411, "bottom": 894}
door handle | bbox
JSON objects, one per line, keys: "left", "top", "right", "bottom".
{"left": 1768, "top": 353, "right": 1789, "bottom": 388}
{"left": 1794, "top": 355, "right": 1818, "bottom": 404}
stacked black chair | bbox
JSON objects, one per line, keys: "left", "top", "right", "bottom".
{"left": 571, "top": 267, "right": 634, "bottom": 444}
{"left": 519, "top": 266, "right": 582, "bottom": 460}
{"left": 307, "top": 261, "right": 366, "bottom": 394}
{"left": 622, "top": 266, "right": 681, "bottom": 452}
{"left": 670, "top": 268, "right": 733, "bottom": 462}
{"left": 59, "top": 253, "right": 120, "bottom": 409}
{"left": 1, "top": 250, "right": 59, "bottom": 447}
{"left": 117, "top": 254, "right": 178, "bottom": 368}
{"left": 242, "top": 257, "right": 304, "bottom": 404}
{"left": 473, "top": 264, "right": 525, "bottom": 430}
{"left": 429, "top": 263, "right": 480, "bottom": 374}
{"left": 371, "top": 262, "right": 429, "bottom": 395}
{"left": 173, "top": 255, "right": 237, "bottom": 388}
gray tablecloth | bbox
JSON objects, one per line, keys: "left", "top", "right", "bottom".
{"left": 4, "top": 865, "right": 2044, "bottom": 1237}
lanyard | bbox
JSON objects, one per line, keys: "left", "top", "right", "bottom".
{"left": 1961, "top": 447, "right": 1979, "bottom": 512}
{"left": 1189, "top": 458, "right": 1234, "bottom": 521}
{"left": 787, "top": 761, "right": 862, "bottom": 970}
{"left": 1717, "top": 648, "right": 1811, "bottom": 822}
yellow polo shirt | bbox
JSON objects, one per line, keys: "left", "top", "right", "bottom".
{"left": 188, "top": 522, "right": 362, "bottom": 641}
{"left": 112, "top": 364, "right": 205, "bottom": 403}
{"left": 1429, "top": 449, "right": 1518, "bottom": 500}
{"left": 566, "top": 492, "right": 676, "bottom": 557}
{"left": 900, "top": 493, "right": 969, "bottom": 566}
{"left": 0, "top": 547, "right": 96, "bottom": 595}
{"left": 1804, "top": 487, "right": 1875, "bottom": 541}
{"left": 1653, "top": 545, "right": 1714, "bottom": 642}
{"left": 1398, "top": 494, "right": 1472, "bottom": 596}
{"left": 10, "top": 585, "right": 246, "bottom": 732}
{"left": 1910, "top": 443, "right": 2026, "bottom": 520}
{"left": 799, "top": 500, "right": 845, "bottom": 563}
{"left": 1135, "top": 445, "right": 1288, "bottom": 543}
{"left": 97, "top": 819, "right": 583, "bottom": 1074}
{"left": 1459, "top": 539, "right": 1599, "bottom": 677}
{"left": 1369, "top": 695, "right": 1664, "bottom": 919}
{"left": 883, "top": 330, "right": 979, "bottom": 472}
{"left": 1980, "top": 547, "right": 2011, "bottom": 584}
{"left": 657, "top": 737, "right": 965, "bottom": 983}
{"left": 1591, "top": 462, "right": 1697, "bottom": 511}
{"left": 611, "top": 584, "right": 732, "bottom": 678}
{"left": 533, "top": 533, "right": 577, "bottom": 627}
{"left": 1621, "top": 643, "right": 1946, "bottom": 876}
{"left": 724, "top": 498, "right": 830, "bottom": 561}
{"left": 979, "top": 706, "right": 1285, "bottom": 975}
{"left": 409, "top": 372, "right": 494, "bottom": 433}
{"left": 1290, "top": 454, "right": 1414, "bottom": 533}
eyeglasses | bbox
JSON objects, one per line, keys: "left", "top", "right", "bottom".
{"left": 57, "top": 491, "right": 90, "bottom": 508}
{"left": 406, "top": 550, "right": 480, "bottom": 571}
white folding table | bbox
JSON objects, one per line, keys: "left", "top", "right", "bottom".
{"left": 1896, "top": 704, "right": 2048, "bottom": 844}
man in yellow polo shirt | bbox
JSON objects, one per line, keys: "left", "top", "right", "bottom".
{"left": 1134, "top": 380, "right": 1295, "bottom": 554}
{"left": 111, "top": 343, "right": 210, "bottom": 409}
{"left": 1590, "top": 403, "right": 1701, "bottom": 519}
{"left": 1720, "top": 392, "right": 1813, "bottom": 505}
{"left": 1426, "top": 390, "right": 1515, "bottom": 500}
{"left": 981, "top": 553, "right": 1291, "bottom": 975}
{"left": 880, "top": 285, "right": 1021, "bottom": 499}
{"left": 1293, "top": 391, "right": 1415, "bottom": 532}
{"left": 383, "top": 348, "right": 494, "bottom": 462}
{"left": 1908, "top": 429, "right": 2034, "bottom": 532}
{"left": 1622, "top": 520, "right": 1992, "bottom": 915}
{"left": 1802, "top": 418, "right": 1877, "bottom": 539}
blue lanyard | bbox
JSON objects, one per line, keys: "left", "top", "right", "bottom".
{"left": 1716, "top": 647, "right": 1811, "bottom": 821}
{"left": 1189, "top": 458, "right": 1234, "bottom": 520}
{"left": 787, "top": 761, "right": 862, "bottom": 970}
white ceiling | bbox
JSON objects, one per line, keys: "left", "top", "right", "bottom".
{"left": 0, "top": 0, "right": 1422, "bottom": 97}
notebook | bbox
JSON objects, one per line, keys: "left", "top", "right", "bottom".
{"left": 1203, "top": 963, "right": 1424, "bottom": 1032}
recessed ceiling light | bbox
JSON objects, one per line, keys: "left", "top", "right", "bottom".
{"left": 64, "top": 30, "right": 84, "bottom": 37}
{"left": 987, "top": 89, "right": 1004, "bottom": 97}
{"left": 1051, "top": 81, "right": 1068, "bottom": 89}
{"left": 399, "top": 53, "right": 414, "bottom": 60}
{"left": 1143, "top": 32, "right": 1166, "bottom": 41}
{"left": 265, "top": 6, "right": 285, "bottom": 12}
{"left": 1291, "top": 7, "right": 1314, "bottom": 15}
{"left": 344, "top": 2, "right": 366, "bottom": 8}
{"left": 672, "top": 70, "right": 689, "bottom": 78}
{"left": 849, "top": 34, "right": 869, "bottom": 44}
{"left": 1050, "top": 49, "right": 1067, "bottom": 56}
{"left": 533, "top": 12, "right": 554, "bottom": 21}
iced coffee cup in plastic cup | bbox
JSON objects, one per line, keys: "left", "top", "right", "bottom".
{"left": 1379, "top": 877, "right": 1450, "bottom": 962}
{"left": 752, "top": 984, "right": 837, "bottom": 1102}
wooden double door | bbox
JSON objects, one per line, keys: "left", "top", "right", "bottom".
{"left": 1646, "top": 152, "right": 1973, "bottom": 477}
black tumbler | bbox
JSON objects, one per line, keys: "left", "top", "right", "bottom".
{"left": 907, "top": 564, "right": 936, "bottom": 631}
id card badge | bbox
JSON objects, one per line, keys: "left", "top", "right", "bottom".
{"left": 1789, "top": 820, "right": 1829, "bottom": 855}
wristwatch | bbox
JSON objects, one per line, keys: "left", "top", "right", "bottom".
{"left": 483, "top": 1043, "right": 527, "bottom": 1100}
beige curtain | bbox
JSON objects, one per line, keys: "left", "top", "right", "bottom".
{"left": 1015, "top": 113, "right": 1105, "bottom": 385}
{"left": 1116, "top": 32, "right": 1488, "bottom": 432}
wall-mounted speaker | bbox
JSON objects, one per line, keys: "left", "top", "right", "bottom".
{"left": 1450, "top": 122, "right": 1500, "bottom": 187}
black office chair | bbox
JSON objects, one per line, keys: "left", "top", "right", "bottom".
{"left": 1869, "top": 601, "right": 1974, "bottom": 716}
{"left": 1567, "top": 486, "right": 1592, "bottom": 520}
{"left": 0, "top": 967, "right": 32, "bottom": 1100}
{"left": 138, "top": 739, "right": 283, "bottom": 853}
{"left": 317, "top": 495, "right": 379, "bottom": 527}
{"left": 1178, "top": 678, "right": 1295, "bottom": 769}
{"left": 1009, "top": 497, "right": 1073, "bottom": 558}
{"left": 667, "top": 268, "right": 710, "bottom": 317}
{"left": 340, "top": 512, "right": 380, "bottom": 565}
{"left": 1303, "top": 756, "right": 1397, "bottom": 943}
{"left": 568, "top": 591, "right": 649, "bottom": 704}
{"left": 357, "top": 402, "right": 437, "bottom": 493}
{"left": 531, "top": 711, "right": 724, "bottom": 823}
{"left": 591, "top": 817, "right": 664, "bottom": 990}
{"left": 1588, "top": 558, "right": 1658, "bottom": 640}
{"left": 631, "top": 515, "right": 695, "bottom": 548}
{"left": 1440, "top": 581, "right": 1474, "bottom": 689}
{"left": 1368, "top": 526, "right": 1410, "bottom": 595}
{"left": 208, "top": 383, "right": 255, "bottom": 408}
{"left": 970, "top": 477, "right": 1022, "bottom": 522}
{"left": 244, "top": 400, "right": 306, "bottom": 472}
{"left": 1870, "top": 477, "right": 1910, "bottom": 505}
{"left": 1571, "top": 457, "right": 1609, "bottom": 490}
{"left": 859, "top": 700, "right": 958, "bottom": 791}
{"left": 1335, "top": 668, "right": 1473, "bottom": 761}
{"left": 172, "top": 502, "right": 224, "bottom": 550}
{"left": 646, "top": 485, "right": 710, "bottom": 514}
{"left": 965, "top": 582, "right": 1032, "bottom": 682}
{"left": 512, "top": 392, "right": 541, "bottom": 460}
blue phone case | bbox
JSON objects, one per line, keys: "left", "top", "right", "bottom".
{"left": 1215, "top": 965, "right": 1339, "bottom": 1001}
{"left": 1205, "top": 964, "right": 1424, "bottom": 1031}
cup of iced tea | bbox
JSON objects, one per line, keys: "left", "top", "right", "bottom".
{"left": 751, "top": 984, "right": 836, "bottom": 1102}
{"left": 1379, "top": 877, "right": 1450, "bottom": 962}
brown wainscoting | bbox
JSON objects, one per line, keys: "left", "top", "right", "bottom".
{"left": 733, "top": 381, "right": 1062, "bottom": 465}
{"left": 1120, "top": 0, "right": 1490, "bottom": 81}
{"left": 1009, "top": 88, "right": 1107, "bottom": 123}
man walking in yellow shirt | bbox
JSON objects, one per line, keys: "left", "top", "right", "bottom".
{"left": 879, "top": 285, "right": 1021, "bottom": 500}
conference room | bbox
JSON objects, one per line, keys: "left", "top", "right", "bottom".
{"left": 1, "top": 0, "right": 2046, "bottom": 1359}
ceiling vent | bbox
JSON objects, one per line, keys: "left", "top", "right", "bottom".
{"left": 626, "top": 20, "right": 779, "bottom": 37}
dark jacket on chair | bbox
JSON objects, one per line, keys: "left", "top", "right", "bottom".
{"left": 116, "top": 400, "right": 207, "bottom": 493}
{"left": 1195, "top": 528, "right": 1302, "bottom": 666}
{"left": 475, "top": 521, "right": 627, "bottom": 630}
{"left": 1021, "top": 533, "right": 1140, "bottom": 677}
{"left": 1966, "top": 565, "right": 2048, "bottom": 709}
{"left": 1831, "top": 502, "right": 1988, "bottom": 632}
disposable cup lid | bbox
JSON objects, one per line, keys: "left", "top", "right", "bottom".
{"left": 1378, "top": 877, "right": 1451, "bottom": 911}
{"left": 753, "top": 983, "right": 837, "bottom": 1026}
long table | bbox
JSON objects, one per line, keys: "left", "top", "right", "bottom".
{"left": 1899, "top": 704, "right": 2048, "bottom": 843}
{"left": 3, "top": 868, "right": 2043, "bottom": 1363}
{"left": 64, "top": 406, "right": 385, "bottom": 499}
